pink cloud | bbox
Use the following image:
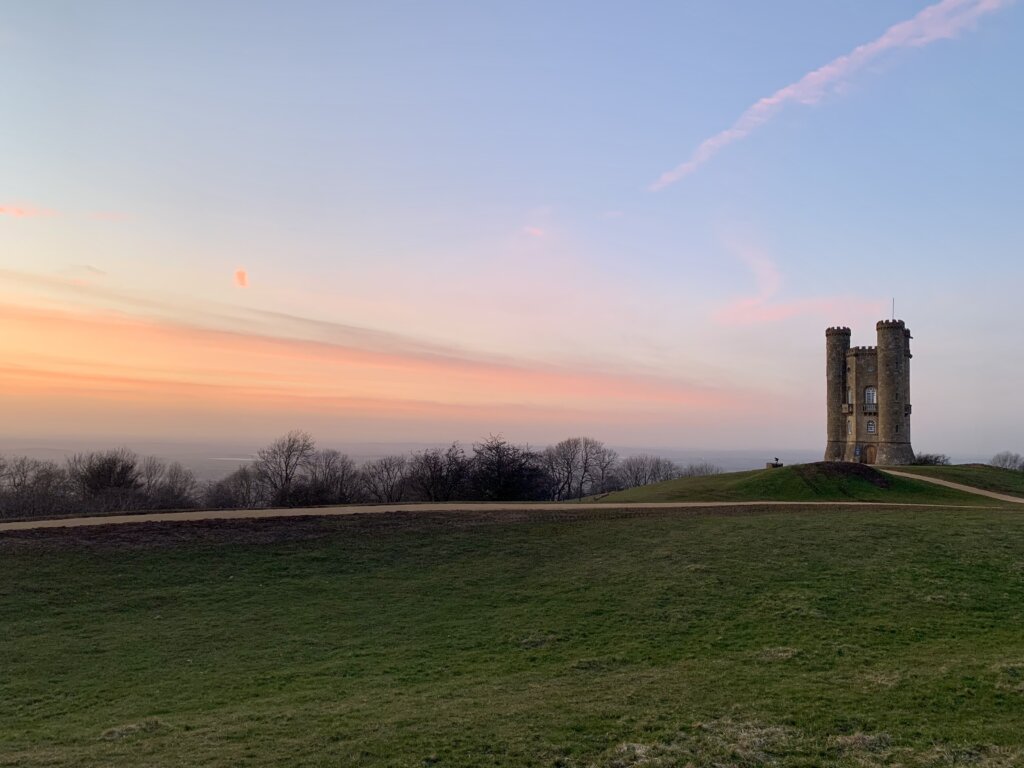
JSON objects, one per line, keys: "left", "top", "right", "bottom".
{"left": 713, "top": 247, "right": 884, "bottom": 325}
{"left": 651, "top": 0, "right": 1013, "bottom": 189}
{"left": 234, "top": 269, "right": 249, "bottom": 288}
{"left": 524, "top": 226, "right": 545, "bottom": 238}
{"left": 0, "top": 205, "right": 56, "bottom": 218}
{"left": 716, "top": 296, "right": 886, "bottom": 325}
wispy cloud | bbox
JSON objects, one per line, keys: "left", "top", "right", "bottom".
{"left": 58, "top": 265, "right": 107, "bottom": 286}
{"left": 0, "top": 267, "right": 740, "bottom": 409}
{"left": 0, "top": 301, "right": 741, "bottom": 441}
{"left": 713, "top": 245, "right": 884, "bottom": 325}
{"left": 234, "top": 269, "right": 249, "bottom": 288}
{"left": 651, "top": 0, "right": 1013, "bottom": 189}
{"left": 0, "top": 205, "right": 56, "bottom": 218}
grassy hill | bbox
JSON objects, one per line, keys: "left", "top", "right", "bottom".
{"left": 598, "top": 461, "right": 1003, "bottom": 505}
{"left": 894, "top": 463, "right": 1024, "bottom": 499}
{"left": 3, "top": 506, "right": 1024, "bottom": 766}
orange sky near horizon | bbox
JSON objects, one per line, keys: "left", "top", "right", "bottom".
{"left": 0, "top": 300, "right": 762, "bottom": 443}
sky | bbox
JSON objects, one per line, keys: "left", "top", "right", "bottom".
{"left": 2, "top": 0, "right": 1022, "bottom": 457}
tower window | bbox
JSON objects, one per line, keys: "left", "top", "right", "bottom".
{"left": 896, "top": 424, "right": 900, "bottom": 433}
{"left": 847, "top": 387, "right": 852, "bottom": 404}
{"left": 865, "top": 386, "right": 877, "bottom": 404}
{"left": 867, "top": 420, "right": 876, "bottom": 434}
{"left": 847, "top": 419, "right": 851, "bottom": 436}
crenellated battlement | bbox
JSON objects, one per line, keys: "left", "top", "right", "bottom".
{"left": 847, "top": 346, "right": 877, "bottom": 354}
{"left": 876, "top": 319, "right": 906, "bottom": 330}
{"left": 825, "top": 326, "right": 851, "bottom": 336}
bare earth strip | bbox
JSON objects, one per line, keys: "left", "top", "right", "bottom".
{"left": 0, "top": 498, "right": 1005, "bottom": 532}
{"left": 882, "top": 469, "right": 1024, "bottom": 504}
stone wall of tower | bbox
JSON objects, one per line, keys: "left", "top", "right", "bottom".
{"left": 842, "top": 346, "right": 879, "bottom": 462}
{"left": 824, "top": 327, "right": 851, "bottom": 461}
{"left": 875, "top": 320, "right": 915, "bottom": 465}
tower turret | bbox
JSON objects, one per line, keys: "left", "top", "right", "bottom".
{"left": 824, "top": 326, "right": 851, "bottom": 461}
{"left": 874, "top": 319, "right": 915, "bottom": 465}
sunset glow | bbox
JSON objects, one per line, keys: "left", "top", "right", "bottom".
{"left": 2, "top": 1, "right": 1022, "bottom": 456}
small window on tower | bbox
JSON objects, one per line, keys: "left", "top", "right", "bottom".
{"left": 847, "top": 419, "right": 852, "bottom": 436}
{"left": 867, "top": 420, "right": 877, "bottom": 434}
{"left": 865, "top": 387, "right": 877, "bottom": 404}
{"left": 896, "top": 424, "right": 900, "bottom": 433}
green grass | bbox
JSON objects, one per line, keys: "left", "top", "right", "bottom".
{"left": 895, "top": 464, "right": 1024, "bottom": 499}
{"left": 598, "top": 462, "right": 1002, "bottom": 506}
{"left": 3, "top": 506, "right": 1024, "bottom": 767}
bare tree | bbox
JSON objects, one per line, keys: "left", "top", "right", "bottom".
{"left": 589, "top": 443, "right": 621, "bottom": 494}
{"left": 470, "top": 435, "right": 550, "bottom": 501}
{"left": 617, "top": 454, "right": 682, "bottom": 489}
{"left": 991, "top": 452, "right": 1024, "bottom": 471}
{"left": 360, "top": 455, "right": 408, "bottom": 502}
{"left": 0, "top": 457, "right": 73, "bottom": 519}
{"left": 542, "top": 437, "right": 616, "bottom": 500}
{"left": 255, "top": 430, "right": 316, "bottom": 506}
{"left": 297, "top": 449, "right": 360, "bottom": 505}
{"left": 543, "top": 438, "right": 582, "bottom": 500}
{"left": 407, "top": 443, "right": 470, "bottom": 501}
{"left": 150, "top": 462, "right": 198, "bottom": 508}
{"left": 66, "top": 448, "right": 142, "bottom": 511}
{"left": 679, "top": 461, "right": 722, "bottom": 478}
{"left": 139, "top": 456, "right": 167, "bottom": 498}
{"left": 205, "top": 464, "right": 263, "bottom": 509}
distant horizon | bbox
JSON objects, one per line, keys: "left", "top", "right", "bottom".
{"left": 0, "top": 433, "right": 998, "bottom": 481}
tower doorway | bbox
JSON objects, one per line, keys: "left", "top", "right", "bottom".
{"left": 863, "top": 445, "right": 877, "bottom": 464}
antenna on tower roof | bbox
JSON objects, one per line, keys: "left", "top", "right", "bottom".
{"left": 892, "top": 297, "right": 895, "bottom": 320}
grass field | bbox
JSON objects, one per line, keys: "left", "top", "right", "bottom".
{"left": 3, "top": 505, "right": 1024, "bottom": 767}
{"left": 598, "top": 462, "right": 1002, "bottom": 506}
{"left": 894, "top": 464, "right": 1024, "bottom": 499}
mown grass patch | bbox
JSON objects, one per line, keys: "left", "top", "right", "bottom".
{"left": 2, "top": 505, "right": 1024, "bottom": 766}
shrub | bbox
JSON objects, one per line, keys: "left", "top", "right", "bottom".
{"left": 910, "top": 453, "right": 951, "bottom": 466}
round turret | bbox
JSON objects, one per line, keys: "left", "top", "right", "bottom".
{"left": 824, "top": 327, "right": 851, "bottom": 460}
{"left": 874, "top": 320, "right": 914, "bottom": 465}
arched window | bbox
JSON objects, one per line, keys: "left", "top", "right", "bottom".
{"left": 847, "top": 418, "right": 852, "bottom": 435}
{"left": 864, "top": 387, "right": 877, "bottom": 404}
{"left": 867, "top": 420, "right": 876, "bottom": 434}
{"left": 847, "top": 387, "right": 852, "bottom": 404}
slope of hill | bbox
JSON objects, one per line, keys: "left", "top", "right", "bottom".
{"left": 893, "top": 464, "right": 1024, "bottom": 499}
{"left": 598, "top": 462, "right": 1001, "bottom": 505}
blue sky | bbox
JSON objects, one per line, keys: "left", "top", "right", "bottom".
{"left": 1, "top": 1, "right": 1022, "bottom": 456}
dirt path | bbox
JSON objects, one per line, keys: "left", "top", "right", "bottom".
{"left": 882, "top": 469, "right": 1024, "bottom": 504}
{"left": 0, "top": 498, "right": 1002, "bottom": 532}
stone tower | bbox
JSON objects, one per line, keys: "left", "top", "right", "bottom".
{"left": 824, "top": 320, "right": 914, "bottom": 465}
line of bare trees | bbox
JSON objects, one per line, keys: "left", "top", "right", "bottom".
{"left": 0, "top": 432, "right": 719, "bottom": 519}
{"left": 0, "top": 448, "right": 198, "bottom": 519}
